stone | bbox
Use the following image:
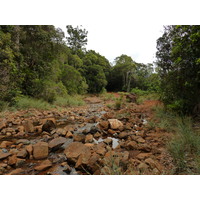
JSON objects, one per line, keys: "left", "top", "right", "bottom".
{"left": 8, "top": 155, "right": 17, "bottom": 166}
{"left": 42, "top": 120, "right": 56, "bottom": 133}
{"left": 73, "top": 134, "right": 85, "bottom": 142}
{"left": 25, "top": 144, "right": 33, "bottom": 156}
{"left": 48, "top": 137, "right": 67, "bottom": 150}
{"left": 126, "top": 141, "right": 138, "bottom": 150}
{"left": 17, "top": 149, "right": 28, "bottom": 158}
{"left": 118, "top": 132, "right": 129, "bottom": 139}
{"left": 16, "top": 139, "right": 30, "bottom": 145}
{"left": 23, "top": 120, "right": 34, "bottom": 133}
{"left": 0, "top": 152, "right": 11, "bottom": 160}
{"left": 99, "top": 121, "right": 109, "bottom": 130}
{"left": 108, "top": 119, "right": 123, "bottom": 129}
{"left": 33, "top": 142, "right": 49, "bottom": 160}
{"left": 104, "top": 138, "right": 112, "bottom": 145}
{"left": 84, "top": 143, "right": 95, "bottom": 148}
{"left": 85, "top": 134, "right": 93, "bottom": 143}
{"left": 96, "top": 143, "right": 107, "bottom": 156}
{"left": 0, "top": 141, "right": 13, "bottom": 148}
{"left": 107, "top": 129, "right": 116, "bottom": 135}
{"left": 15, "top": 158, "right": 26, "bottom": 168}
{"left": 94, "top": 132, "right": 101, "bottom": 138}
{"left": 75, "top": 150, "right": 92, "bottom": 169}
{"left": 66, "top": 131, "right": 73, "bottom": 138}
{"left": 136, "top": 137, "right": 146, "bottom": 143}
{"left": 145, "top": 158, "right": 163, "bottom": 172}
{"left": 0, "top": 121, "right": 6, "bottom": 131}
{"left": 137, "top": 162, "right": 149, "bottom": 172}
{"left": 64, "top": 142, "right": 91, "bottom": 163}
{"left": 136, "top": 153, "right": 152, "bottom": 160}
{"left": 34, "top": 160, "right": 52, "bottom": 171}
{"left": 8, "top": 168, "right": 24, "bottom": 175}
{"left": 56, "top": 128, "right": 67, "bottom": 136}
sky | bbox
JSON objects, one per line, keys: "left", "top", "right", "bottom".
{"left": 57, "top": 24, "right": 164, "bottom": 65}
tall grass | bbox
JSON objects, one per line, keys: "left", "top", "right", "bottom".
{"left": 151, "top": 106, "right": 200, "bottom": 174}
{"left": 54, "top": 95, "right": 85, "bottom": 107}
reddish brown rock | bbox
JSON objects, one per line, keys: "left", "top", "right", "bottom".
{"left": 75, "top": 150, "right": 92, "bottom": 169}
{"left": 8, "top": 155, "right": 18, "bottom": 166}
{"left": 96, "top": 143, "right": 107, "bottom": 156}
{"left": 0, "top": 141, "right": 13, "bottom": 148}
{"left": 118, "top": 132, "right": 129, "bottom": 139}
{"left": 85, "top": 134, "right": 93, "bottom": 143}
{"left": 25, "top": 144, "right": 33, "bottom": 156}
{"left": 64, "top": 142, "right": 91, "bottom": 163}
{"left": 126, "top": 141, "right": 138, "bottom": 150}
{"left": 108, "top": 119, "right": 123, "bottom": 129}
{"left": 107, "top": 129, "right": 116, "bottom": 135}
{"left": 66, "top": 131, "right": 73, "bottom": 138}
{"left": 99, "top": 121, "right": 109, "bottom": 130}
{"left": 8, "top": 168, "right": 24, "bottom": 175}
{"left": 34, "top": 160, "right": 52, "bottom": 171}
{"left": 145, "top": 158, "right": 163, "bottom": 172}
{"left": 0, "top": 152, "right": 11, "bottom": 160}
{"left": 73, "top": 134, "right": 85, "bottom": 142}
{"left": 42, "top": 119, "right": 56, "bottom": 133}
{"left": 48, "top": 137, "right": 67, "bottom": 150}
{"left": 136, "top": 153, "right": 152, "bottom": 160}
{"left": 17, "top": 149, "right": 28, "bottom": 158}
{"left": 0, "top": 121, "right": 6, "bottom": 131}
{"left": 23, "top": 120, "right": 34, "bottom": 133}
{"left": 33, "top": 142, "right": 49, "bottom": 160}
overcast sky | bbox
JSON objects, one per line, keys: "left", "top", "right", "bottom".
{"left": 57, "top": 24, "right": 164, "bottom": 65}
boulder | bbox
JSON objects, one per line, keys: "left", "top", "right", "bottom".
{"left": 48, "top": 137, "right": 67, "bottom": 150}
{"left": 33, "top": 142, "right": 49, "bottom": 160}
{"left": 17, "top": 149, "right": 28, "bottom": 158}
{"left": 42, "top": 120, "right": 56, "bottom": 133}
{"left": 8, "top": 155, "right": 17, "bottom": 166}
{"left": 64, "top": 142, "right": 91, "bottom": 163}
{"left": 108, "top": 119, "right": 123, "bottom": 130}
{"left": 73, "top": 134, "right": 85, "bottom": 142}
{"left": 99, "top": 121, "right": 109, "bottom": 130}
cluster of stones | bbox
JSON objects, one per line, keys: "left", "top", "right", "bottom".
{"left": 0, "top": 100, "right": 173, "bottom": 175}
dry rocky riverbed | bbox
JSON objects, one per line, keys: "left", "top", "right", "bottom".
{"left": 0, "top": 95, "right": 174, "bottom": 175}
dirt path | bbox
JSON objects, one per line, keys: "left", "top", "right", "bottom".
{"left": 0, "top": 95, "right": 174, "bottom": 175}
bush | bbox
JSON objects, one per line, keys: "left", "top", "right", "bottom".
{"left": 15, "top": 96, "right": 53, "bottom": 110}
{"left": 0, "top": 100, "right": 9, "bottom": 112}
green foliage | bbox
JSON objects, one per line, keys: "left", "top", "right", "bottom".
{"left": 61, "top": 65, "right": 88, "bottom": 95}
{"left": 156, "top": 25, "right": 200, "bottom": 114}
{"left": 15, "top": 96, "right": 53, "bottom": 110}
{"left": 54, "top": 95, "right": 85, "bottom": 107}
{"left": 66, "top": 25, "right": 88, "bottom": 54}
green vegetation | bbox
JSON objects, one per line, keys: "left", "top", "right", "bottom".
{"left": 149, "top": 106, "right": 200, "bottom": 174}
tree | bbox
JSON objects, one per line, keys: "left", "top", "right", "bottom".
{"left": 66, "top": 25, "right": 88, "bottom": 54}
{"left": 156, "top": 25, "right": 200, "bottom": 114}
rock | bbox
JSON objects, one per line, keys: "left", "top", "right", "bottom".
{"left": 8, "top": 168, "right": 24, "bottom": 175}
{"left": 25, "top": 144, "right": 33, "bottom": 156}
{"left": 85, "top": 134, "right": 93, "bottom": 143}
{"left": 145, "top": 158, "right": 163, "bottom": 172}
{"left": 99, "top": 121, "right": 109, "bottom": 130}
{"left": 55, "top": 128, "right": 67, "bottom": 136}
{"left": 136, "top": 153, "right": 152, "bottom": 160}
{"left": 17, "top": 149, "right": 28, "bottom": 158}
{"left": 126, "top": 141, "right": 138, "bottom": 150}
{"left": 96, "top": 143, "right": 107, "bottom": 156}
{"left": 94, "top": 132, "right": 101, "bottom": 138}
{"left": 35, "top": 125, "right": 42, "bottom": 134}
{"left": 126, "top": 93, "right": 137, "bottom": 103}
{"left": 84, "top": 143, "right": 95, "bottom": 148}
{"left": 8, "top": 155, "right": 17, "bottom": 166}
{"left": 136, "top": 137, "right": 146, "bottom": 143}
{"left": 61, "top": 139, "right": 73, "bottom": 150}
{"left": 42, "top": 120, "right": 56, "bottom": 133}
{"left": 48, "top": 137, "right": 67, "bottom": 150}
{"left": 0, "top": 121, "right": 6, "bottom": 131}
{"left": 87, "top": 152, "right": 100, "bottom": 171}
{"left": 137, "top": 162, "right": 149, "bottom": 172}
{"left": 16, "top": 139, "right": 30, "bottom": 145}
{"left": 0, "top": 141, "right": 13, "bottom": 148}
{"left": 108, "top": 119, "right": 123, "bottom": 129}
{"left": 66, "top": 131, "right": 73, "bottom": 138}
{"left": 118, "top": 132, "right": 129, "bottom": 139}
{"left": 33, "top": 142, "right": 49, "bottom": 160}
{"left": 64, "top": 142, "right": 91, "bottom": 163}
{"left": 0, "top": 152, "right": 11, "bottom": 160}
{"left": 75, "top": 150, "right": 92, "bottom": 169}
{"left": 34, "top": 160, "right": 52, "bottom": 171}
{"left": 107, "top": 129, "right": 116, "bottom": 135}
{"left": 73, "top": 134, "right": 85, "bottom": 142}
{"left": 15, "top": 158, "right": 26, "bottom": 168}
{"left": 104, "top": 138, "right": 112, "bottom": 145}
{"left": 23, "top": 120, "right": 34, "bottom": 133}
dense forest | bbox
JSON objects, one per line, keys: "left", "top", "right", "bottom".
{"left": 0, "top": 25, "right": 159, "bottom": 106}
